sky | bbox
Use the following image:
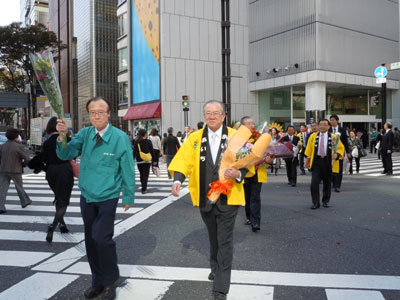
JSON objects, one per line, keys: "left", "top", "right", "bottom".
{"left": 0, "top": 0, "right": 20, "bottom": 26}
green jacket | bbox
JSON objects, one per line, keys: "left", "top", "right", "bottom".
{"left": 56, "top": 124, "right": 135, "bottom": 205}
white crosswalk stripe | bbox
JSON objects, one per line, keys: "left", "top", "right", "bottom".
{"left": 350, "top": 154, "right": 400, "bottom": 178}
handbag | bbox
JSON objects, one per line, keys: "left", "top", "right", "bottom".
{"left": 351, "top": 147, "right": 359, "bottom": 158}
{"left": 152, "top": 166, "right": 160, "bottom": 177}
{"left": 138, "top": 143, "right": 152, "bottom": 162}
{"left": 359, "top": 148, "right": 368, "bottom": 158}
{"left": 375, "top": 141, "right": 380, "bottom": 150}
{"left": 69, "top": 160, "right": 80, "bottom": 178}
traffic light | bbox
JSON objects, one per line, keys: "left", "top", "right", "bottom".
{"left": 182, "top": 95, "right": 189, "bottom": 111}
{"left": 0, "top": 108, "right": 4, "bottom": 113}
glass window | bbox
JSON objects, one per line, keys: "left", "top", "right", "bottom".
{"left": 118, "top": 47, "right": 128, "bottom": 72}
{"left": 292, "top": 87, "right": 305, "bottom": 119}
{"left": 119, "top": 82, "right": 128, "bottom": 104}
{"left": 118, "top": 0, "right": 126, "bottom": 6}
{"left": 118, "top": 13, "right": 127, "bottom": 38}
{"left": 327, "top": 88, "right": 368, "bottom": 115}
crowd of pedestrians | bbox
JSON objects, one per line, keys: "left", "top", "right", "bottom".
{"left": 1, "top": 95, "right": 399, "bottom": 300}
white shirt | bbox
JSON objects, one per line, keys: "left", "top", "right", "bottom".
{"left": 208, "top": 126, "right": 223, "bottom": 164}
{"left": 332, "top": 126, "right": 339, "bottom": 134}
{"left": 318, "top": 132, "right": 328, "bottom": 156}
{"left": 149, "top": 135, "right": 161, "bottom": 150}
{"left": 95, "top": 123, "right": 109, "bottom": 137}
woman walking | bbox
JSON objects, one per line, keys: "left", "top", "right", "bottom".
{"left": 41, "top": 117, "right": 74, "bottom": 243}
{"left": 133, "top": 129, "right": 153, "bottom": 194}
{"left": 348, "top": 130, "right": 362, "bottom": 174}
{"left": 270, "top": 127, "right": 281, "bottom": 175}
{"left": 149, "top": 128, "right": 161, "bottom": 175}
{"left": 0, "top": 128, "right": 32, "bottom": 213}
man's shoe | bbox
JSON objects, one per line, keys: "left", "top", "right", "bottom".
{"left": 252, "top": 224, "right": 260, "bottom": 232}
{"left": 141, "top": 190, "right": 147, "bottom": 194}
{"left": 322, "top": 202, "right": 329, "bottom": 208}
{"left": 0, "top": 210, "right": 6, "bottom": 214}
{"left": 334, "top": 188, "right": 340, "bottom": 193}
{"left": 102, "top": 285, "right": 116, "bottom": 300}
{"left": 208, "top": 272, "right": 215, "bottom": 280}
{"left": 22, "top": 201, "right": 32, "bottom": 208}
{"left": 244, "top": 219, "right": 251, "bottom": 225}
{"left": 287, "top": 182, "right": 292, "bottom": 185}
{"left": 84, "top": 286, "right": 104, "bottom": 299}
{"left": 213, "top": 291, "right": 227, "bottom": 300}
{"left": 381, "top": 171, "right": 387, "bottom": 174}
{"left": 386, "top": 172, "right": 393, "bottom": 176}
{"left": 291, "top": 183, "right": 296, "bottom": 187}
{"left": 310, "top": 204, "right": 320, "bottom": 210}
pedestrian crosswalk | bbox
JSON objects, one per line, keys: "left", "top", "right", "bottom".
{"left": 347, "top": 154, "right": 400, "bottom": 178}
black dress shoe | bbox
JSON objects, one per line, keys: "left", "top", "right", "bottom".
{"left": 291, "top": 183, "right": 296, "bottom": 187}
{"left": 310, "top": 204, "right": 320, "bottom": 210}
{"left": 102, "top": 285, "right": 116, "bottom": 300}
{"left": 386, "top": 172, "right": 393, "bottom": 176}
{"left": 381, "top": 171, "right": 387, "bottom": 174}
{"left": 84, "top": 286, "right": 104, "bottom": 299}
{"left": 252, "top": 224, "right": 260, "bottom": 232}
{"left": 287, "top": 182, "right": 292, "bottom": 185}
{"left": 322, "top": 202, "right": 329, "bottom": 208}
{"left": 334, "top": 188, "right": 340, "bottom": 193}
{"left": 59, "top": 223, "right": 69, "bottom": 233}
{"left": 213, "top": 291, "right": 227, "bottom": 300}
{"left": 22, "top": 201, "right": 32, "bottom": 208}
{"left": 208, "top": 272, "right": 215, "bottom": 280}
{"left": 0, "top": 210, "right": 6, "bottom": 214}
{"left": 46, "top": 225, "right": 54, "bottom": 243}
{"left": 244, "top": 219, "right": 251, "bottom": 225}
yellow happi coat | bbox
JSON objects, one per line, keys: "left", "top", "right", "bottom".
{"left": 168, "top": 127, "right": 247, "bottom": 206}
{"left": 305, "top": 132, "right": 345, "bottom": 174}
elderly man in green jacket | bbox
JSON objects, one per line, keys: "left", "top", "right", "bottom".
{"left": 56, "top": 97, "right": 135, "bottom": 300}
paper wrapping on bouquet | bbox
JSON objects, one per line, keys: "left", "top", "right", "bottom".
{"left": 207, "top": 126, "right": 272, "bottom": 202}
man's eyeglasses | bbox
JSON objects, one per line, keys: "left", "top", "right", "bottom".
{"left": 204, "top": 111, "right": 223, "bottom": 117}
{"left": 89, "top": 111, "right": 108, "bottom": 117}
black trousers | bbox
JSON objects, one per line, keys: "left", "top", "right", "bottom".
{"left": 80, "top": 196, "right": 119, "bottom": 287}
{"left": 349, "top": 157, "right": 360, "bottom": 173}
{"left": 200, "top": 205, "right": 238, "bottom": 295}
{"left": 137, "top": 163, "right": 151, "bottom": 192}
{"left": 284, "top": 158, "right": 298, "bottom": 184}
{"left": 332, "top": 159, "right": 344, "bottom": 189}
{"left": 311, "top": 157, "right": 331, "bottom": 206}
{"left": 370, "top": 141, "right": 377, "bottom": 153}
{"left": 244, "top": 180, "right": 262, "bottom": 226}
{"left": 152, "top": 149, "right": 160, "bottom": 167}
{"left": 299, "top": 151, "right": 306, "bottom": 173}
{"left": 381, "top": 151, "right": 393, "bottom": 173}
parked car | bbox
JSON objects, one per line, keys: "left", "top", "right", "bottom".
{"left": 0, "top": 132, "right": 7, "bottom": 145}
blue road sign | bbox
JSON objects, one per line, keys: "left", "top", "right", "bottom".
{"left": 374, "top": 66, "right": 388, "bottom": 78}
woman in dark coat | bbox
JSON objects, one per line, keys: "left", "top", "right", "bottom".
{"left": 133, "top": 129, "right": 153, "bottom": 194}
{"left": 41, "top": 117, "right": 74, "bottom": 243}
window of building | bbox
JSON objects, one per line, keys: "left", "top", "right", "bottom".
{"left": 118, "top": 13, "right": 127, "bottom": 38}
{"left": 119, "top": 82, "right": 128, "bottom": 104}
{"left": 117, "top": 0, "right": 126, "bottom": 6}
{"left": 327, "top": 88, "right": 368, "bottom": 115}
{"left": 118, "top": 47, "right": 128, "bottom": 72}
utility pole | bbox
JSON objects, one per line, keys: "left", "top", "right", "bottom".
{"left": 221, "top": 0, "right": 231, "bottom": 125}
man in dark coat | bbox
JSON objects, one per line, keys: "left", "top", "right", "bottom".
{"left": 380, "top": 122, "right": 394, "bottom": 175}
{"left": 282, "top": 125, "right": 300, "bottom": 187}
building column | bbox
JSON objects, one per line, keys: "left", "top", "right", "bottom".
{"left": 305, "top": 82, "right": 326, "bottom": 124}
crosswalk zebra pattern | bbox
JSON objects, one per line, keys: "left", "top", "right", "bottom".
{"left": 349, "top": 154, "right": 400, "bottom": 178}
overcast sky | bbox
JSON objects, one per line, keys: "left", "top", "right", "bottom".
{"left": 0, "top": 0, "right": 20, "bottom": 26}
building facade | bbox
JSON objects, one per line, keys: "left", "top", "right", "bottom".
{"left": 249, "top": 0, "right": 400, "bottom": 130}
{"left": 74, "top": 0, "right": 119, "bottom": 129}
{"left": 118, "top": 0, "right": 257, "bottom": 135}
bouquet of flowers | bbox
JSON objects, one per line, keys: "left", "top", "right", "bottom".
{"left": 207, "top": 125, "right": 272, "bottom": 202}
{"left": 30, "top": 50, "right": 66, "bottom": 147}
{"left": 332, "top": 134, "right": 340, "bottom": 156}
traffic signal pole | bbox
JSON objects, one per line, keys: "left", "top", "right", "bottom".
{"left": 382, "top": 81, "right": 386, "bottom": 125}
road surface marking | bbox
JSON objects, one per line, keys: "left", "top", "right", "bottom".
{"left": 117, "top": 279, "right": 173, "bottom": 300}
{"left": 0, "top": 250, "right": 54, "bottom": 267}
{"left": 0, "top": 229, "right": 84, "bottom": 243}
{"left": 325, "top": 289, "right": 385, "bottom": 300}
{"left": 4, "top": 204, "right": 143, "bottom": 214}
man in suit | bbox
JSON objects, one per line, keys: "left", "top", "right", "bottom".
{"left": 240, "top": 116, "right": 271, "bottom": 232}
{"left": 163, "top": 127, "right": 180, "bottom": 178}
{"left": 169, "top": 100, "right": 248, "bottom": 300}
{"left": 329, "top": 115, "right": 349, "bottom": 192}
{"left": 297, "top": 124, "right": 308, "bottom": 175}
{"left": 305, "top": 119, "right": 345, "bottom": 209}
{"left": 282, "top": 126, "right": 300, "bottom": 187}
{"left": 380, "top": 122, "right": 394, "bottom": 175}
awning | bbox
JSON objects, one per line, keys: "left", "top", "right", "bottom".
{"left": 123, "top": 102, "right": 161, "bottom": 120}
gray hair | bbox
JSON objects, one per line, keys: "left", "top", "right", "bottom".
{"left": 203, "top": 100, "right": 226, "bottom": 115}
{"left": 167, "top": 127, "right": 173, "bottom": 134}
{"left": 240, "top": 116, "right": 251, "bottom": 125}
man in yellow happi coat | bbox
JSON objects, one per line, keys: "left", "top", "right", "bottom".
{"left": 169, "top": 100, "right": 249, "bottom": 300}
{"left": 305, "top": 119, "right": 344, "bottom": 209}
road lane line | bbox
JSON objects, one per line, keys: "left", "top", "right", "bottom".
{"left": 0, "top": 229, "right": 84, "bottom": 243}
{"left": 32, "top": 188, "right": 189, "bottom": 272}
{"left": 5, "top": 196, "right": 163, "bottom": 204}
{"left": 117, "top": 279, "right": 173, "bottom": 300}
{"left": 4, "top": 204, "right": 143, "bottom": 214}
{"left": 0, "top": 250, "right": 54, "bottom": 267}
{"left": 325, "top": 289, "right": 385, "bottom": 300}
{"left": 229, "top": 285, "right": 274, "bottom": 300}
{"left": 0, "top": 272, "right": 79, "bottom": 300}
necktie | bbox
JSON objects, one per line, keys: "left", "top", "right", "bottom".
{"left": 334, "top": 128, "right": 336, "bottom": 133}
{"left": 290, "top": 136, "right": 292, "bottom": 142}
{"left": 210, "top": 133, "right": 218, "bottom": 164}
{"left": 320, "top": 134, "right": 325, "bottom": 157}
{"left": 96, "top": 133, "right": 102, "bottom": 144}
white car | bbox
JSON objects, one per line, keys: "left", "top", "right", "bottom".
{"left": 0, "top": 132, "right": 7, "bottom": 145}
